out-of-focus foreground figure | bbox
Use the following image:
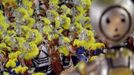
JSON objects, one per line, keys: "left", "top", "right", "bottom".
{"left": 61, "top": 0, "right": 134, "bottom": 75}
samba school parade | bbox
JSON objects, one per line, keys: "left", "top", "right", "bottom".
{"left": 0, "top": 0, "right": 134, "bottom": 75}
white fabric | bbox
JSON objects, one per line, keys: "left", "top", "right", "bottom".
{"left": 33, "top": 44, "right": 51, "bottom": 67}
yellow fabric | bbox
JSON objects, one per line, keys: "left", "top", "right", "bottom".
{"left": 58, "top": 46, "right": 69, "bottom": 56}
{"left": 61, "top": 15, "right": 71, "bottom": 29}
{"left": 32, "top": 72, "right": 46, "bottom": 75}
{"left": 6, "top": 59, "right": 16, "bottom": 68}
{"left": 13, "top": 65, "right": 28, "bottom": 74}
{"left": 23, "top": 42, "right": 39, "bottom": 60}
